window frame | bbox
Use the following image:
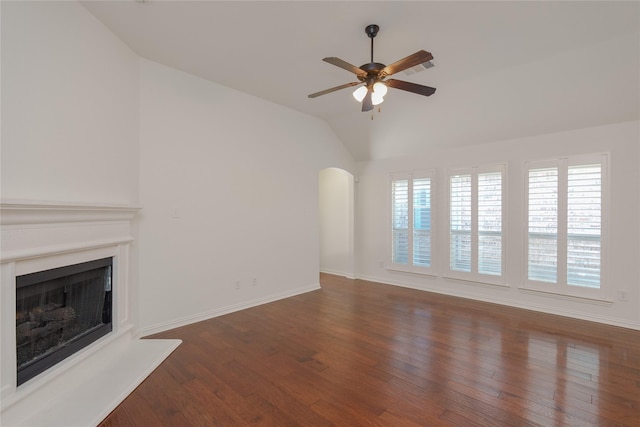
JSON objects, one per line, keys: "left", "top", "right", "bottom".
{"left": 523, "top": 153, "right": 609, "bottom": 301}
{"left": 445, "top": 164, "right": 507, "bottom": 286}
{"left": 388, "top": 170, "right": 436, "bottom": 275}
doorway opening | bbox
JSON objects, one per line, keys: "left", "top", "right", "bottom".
{"left": 319, "top": 167, "right": 355, "bottom": 278}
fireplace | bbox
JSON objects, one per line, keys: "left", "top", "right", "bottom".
{"left": 1, "top": 201, "right": 180, "bottom": 427}
{"left": 16, "top": 257, "right": 113, "bottom": 386}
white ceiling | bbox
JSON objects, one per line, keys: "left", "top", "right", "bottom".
{"left": 82, "top": 1, "right": 640, "bottom": 161}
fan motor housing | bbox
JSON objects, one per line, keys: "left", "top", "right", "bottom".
{"left": 358, "top": 62, "right": 386, "bottom": 83}
{"left": 360, "top": 63, "right": 386, "bottom": 73}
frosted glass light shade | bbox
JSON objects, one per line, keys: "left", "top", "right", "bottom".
{"left": 372, "top": 92, "right": 384, "bottom": 105}
{"left": 352, "top": 86, "right": 367, "bottom": 102}
{"left": 373, "top": 82, "right": 388, "bottom": 97}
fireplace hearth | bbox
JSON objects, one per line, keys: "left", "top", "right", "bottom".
{"left": 16, "top": 257, "right": 113, "bottom": 385}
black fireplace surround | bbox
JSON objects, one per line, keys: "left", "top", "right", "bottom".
{"left": 16, "top": 257, "right": 113, "bottom": 386}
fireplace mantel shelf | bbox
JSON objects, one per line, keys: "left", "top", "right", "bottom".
{"left": 1, "top": 199, "right": 142, "bottom": 226}
{"left": 1, "top": 200, "right": 142, "bottom": 263}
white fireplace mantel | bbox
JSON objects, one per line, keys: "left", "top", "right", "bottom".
{"left": 1, "top": 199, "right": 141, "bottom": 263}
{"left": 1, "top": 200, "right": 180, "bottom": 427}
{"left": 1, "top": 199, "right": 142, "bottom": 224}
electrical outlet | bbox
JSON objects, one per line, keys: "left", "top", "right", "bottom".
{"left": 234, "top": 280, "right": 241, "bottom": 290}
{"left": 617, "top": 290, "right": 628, "bottom": 301}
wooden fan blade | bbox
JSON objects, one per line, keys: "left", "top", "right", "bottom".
{"left": 381, "top": 50, "right": 434, "bottom": 76}
{"left": 362, "top": 89, "right": 373, "bottom": 112}
{"left": 308, "top": 82, "right": 361, "bottom": 98}
{"left": 386, "top": 79, "right": 436, "bottom": 96}
{"left": 323, "top": 57, "right": 367, "bottom": 76}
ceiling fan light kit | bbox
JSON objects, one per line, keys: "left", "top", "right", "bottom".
{"left": 308, "top": 24, "right": 436, "bottom": 113}
{"left": 352, "top": 86, "right": 368, "bottom": 102}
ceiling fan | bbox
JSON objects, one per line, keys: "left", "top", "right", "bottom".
{"left": 308, "top": 24, "right": 436, "bottom": 112}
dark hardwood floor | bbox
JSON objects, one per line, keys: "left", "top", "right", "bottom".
{"left": 100, "top": 274, "right": 640, "bottom": 426}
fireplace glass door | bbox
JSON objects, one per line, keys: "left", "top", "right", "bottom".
{"left": 16, "top": 257, "right": 113, "bottom": 386}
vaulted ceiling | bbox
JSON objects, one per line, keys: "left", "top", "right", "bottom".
{"left": 82, "top": 1, "right": 640, "bottom": 161}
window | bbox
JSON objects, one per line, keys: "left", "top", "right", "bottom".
{"left": 390, "top": 172, "right": 434, "bottom": 274}
{"left": 447, "top": 165, "right": 505, "bottom": 284}
{"left": 525, "top": 154, "right": 607, "bottom": 298}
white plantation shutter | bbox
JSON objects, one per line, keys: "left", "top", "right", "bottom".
{"left": 527, "top": 167, "right": 558, "bottom": 283}
{"left": 449, "top": 174, "right": 472, "bottom": 272}
{"left": 413, "top": 178, "right": 431, "bottom": 267}
{"left": 390, "top": 172, "right": 434, "bottom": 273}
{"left": 525, "top": 155, "right": 606, "bottom": 297}
{"left": 478, "top": 172, "right": 502, "bottom": 276}
{"left": 567, "top": 164, "right": 601, "bottom": 288}
{"left": 447, "top": 165, "right": 505, "bottom": 283}
{"left": 392, "top": 179, "right": 409, "bottom": 265}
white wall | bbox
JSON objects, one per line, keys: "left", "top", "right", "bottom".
{"left": 1, "top": 1, "right": 139, "bottom": 205}
{"left": 138, "top": 60, "right": 354, "bottom": 333}
{"left": 0, "top": 1, "right": 147, "bottom": 420}
{"left": 356, "top": 121, "right": 640, "bottom": 329}
{"left": 319, "top": 168, "right": 354, "bottom": 278}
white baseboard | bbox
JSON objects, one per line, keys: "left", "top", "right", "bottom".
{"left": 320, "top": 268, "right": 355, "bottom": 279}
{"left": 355, "top": 273, "right": 640, "bottom": 331}
{"left": 138, "top": 283, "right": 321, "bottom": 337}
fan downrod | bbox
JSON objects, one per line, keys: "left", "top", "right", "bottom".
{"left": 365, "top": 24, "right": 380, "bottom": 66}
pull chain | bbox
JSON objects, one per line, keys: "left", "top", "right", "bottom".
{"left": 371, "top": 106, "right": 382, "bottom": 120}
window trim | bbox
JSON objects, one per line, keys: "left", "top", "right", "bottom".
{"left": 523, "top": 153, "right": 609, "bottom": 301}
{"left": 444, "top": 164, "right": 507, "bottom": 286}
{"left": 387, "top": 170, "right": 436, "bottom": 275}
